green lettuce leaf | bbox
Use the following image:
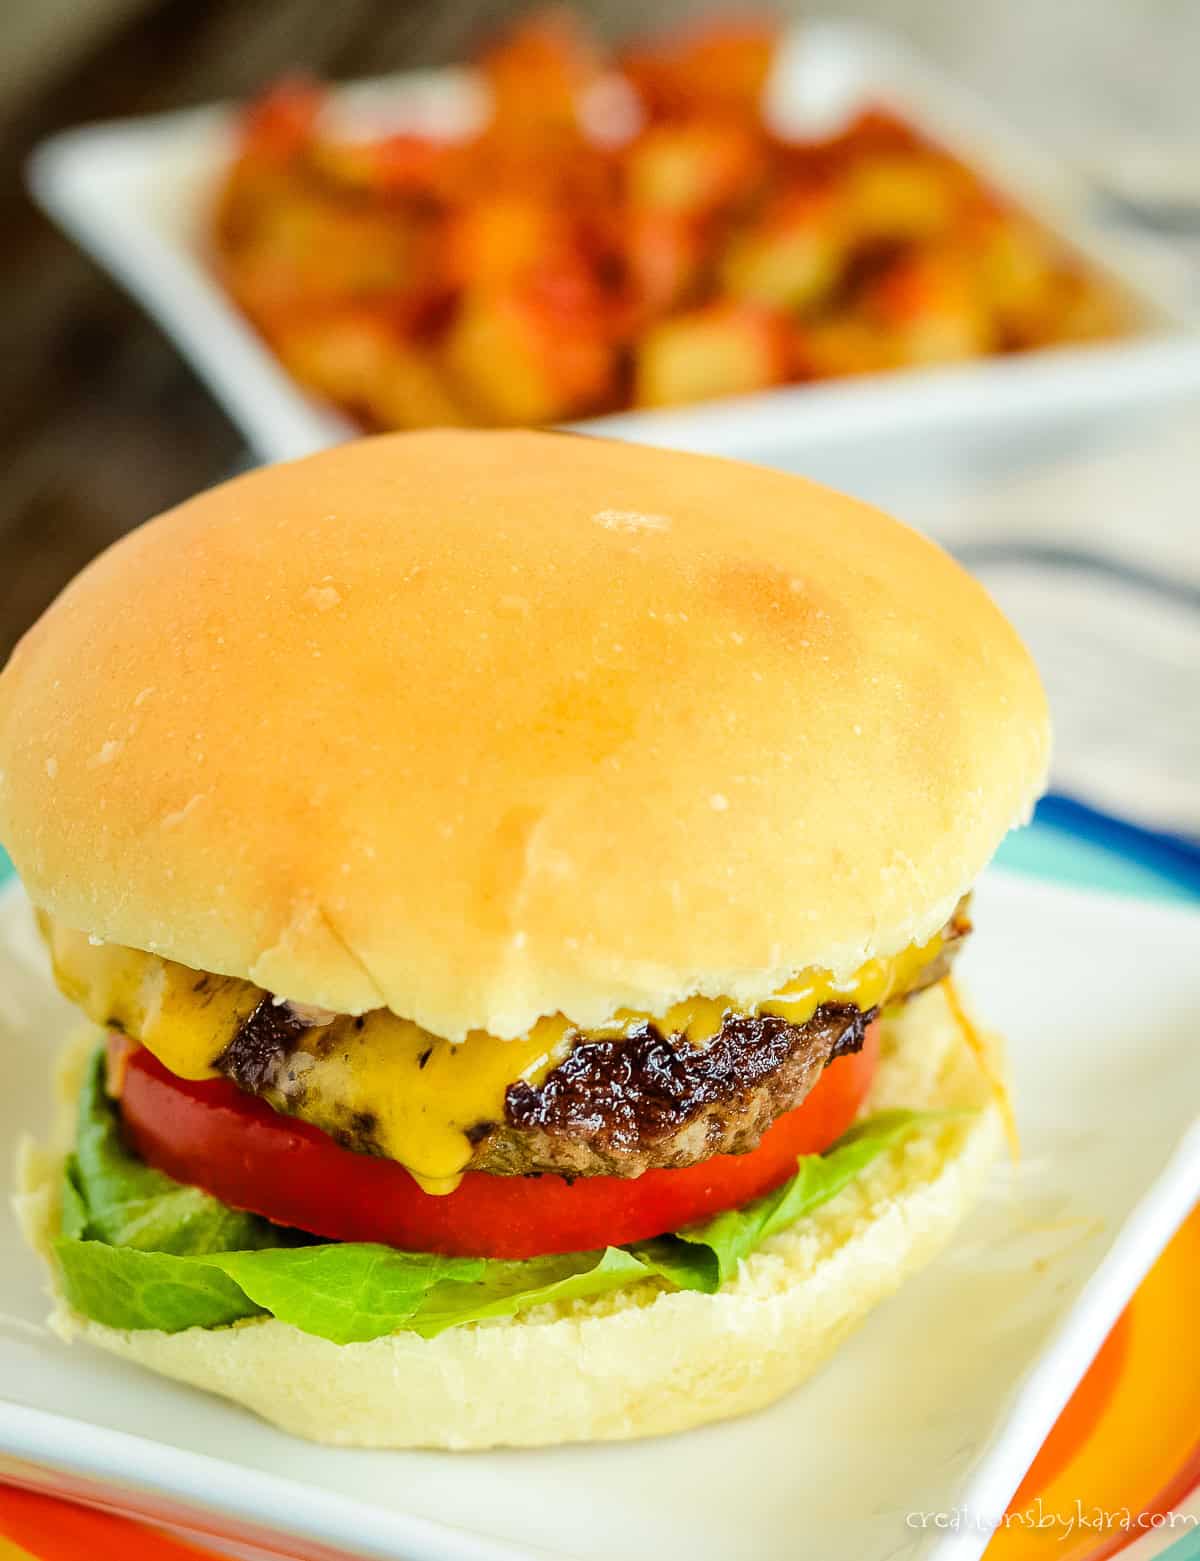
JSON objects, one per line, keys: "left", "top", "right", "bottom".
{"left": 58, "top": 1158, "right": 89, "bottom": 1241}
{"left": 54, "top": 1047, "right": 944, "bottom": 1343}
{"left": 406, "top": 1246, "right": 654, "bottom": 1338}
{"left": 208, "top": 1243, "right": 485, "bottom": 1344}
{"left": 665, "top": 1107, "right": 952, "bottom": 1289}
{"left": 52, "top": 1236, "right": 264, "bottom": 1332}
{"left": 70, "top": 1050, "right": 297, "bottom": 1254}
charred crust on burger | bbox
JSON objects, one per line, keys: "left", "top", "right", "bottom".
{"left": 215, "top": 997, "right": 315, "bottom": 1093}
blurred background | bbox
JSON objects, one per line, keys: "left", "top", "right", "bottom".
{"left": 1, "top": 0, "right": 1198, "bottom": 840}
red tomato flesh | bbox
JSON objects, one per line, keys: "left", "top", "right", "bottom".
{"left": 114, "top": 1020, "right": 880, "bottom": 1259}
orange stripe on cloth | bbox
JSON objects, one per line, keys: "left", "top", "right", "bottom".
{"left": 0, "top": 1532, "right": 41, "bottom": 1561}
{"left": 0, "top": 1484, "right": 217, "bottom": 1561}
{"left": 987, "top": 1202, "right": 1200, "bottom": 1561}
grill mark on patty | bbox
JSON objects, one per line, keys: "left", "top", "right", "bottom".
{"left": 506, "top": 1004, "right": 870, "bottom": 1148}
{"left": 474, "top": 1005, "right": 873, "bottom": 1173}
{"left": 478, "top": 1003, "right": 872, "bottom": 1177}
{"left": 215, "top": 998, "right": 315, "bottom": 1093}
{"left": 212, "top": 906, "right": 970, "bottom": 1177}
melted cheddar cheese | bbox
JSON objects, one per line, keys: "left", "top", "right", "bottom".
{"left": 41, "top": 914, "right": 943, "bottom": 1194}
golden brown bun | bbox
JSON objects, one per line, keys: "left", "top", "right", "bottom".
{"left": 0, "top": 431, "right": 1047, "bottom": 1038}
{"left": 17, "top": 985, "right": 1001, "bottom": 1448}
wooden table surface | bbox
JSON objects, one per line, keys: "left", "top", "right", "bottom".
{"left": 0, "top": 0, "right": 684, "bottom": 662}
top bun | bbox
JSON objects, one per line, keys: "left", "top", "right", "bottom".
{"left": 0, "top": 431, "right": 1047, "bottom": 1040}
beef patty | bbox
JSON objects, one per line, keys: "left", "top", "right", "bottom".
{"left": 214, "top": 909, "right": 968, "bottom": 1179}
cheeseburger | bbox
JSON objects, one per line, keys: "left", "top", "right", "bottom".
{"left": 2, "top": 431, "right": 1048, "bottom": 1449}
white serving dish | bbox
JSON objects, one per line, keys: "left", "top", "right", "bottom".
{"left": 2, "top": 870, "right": 1198, "bottom": 1561}
{"left": 27, "top": 22, "right": 1200, "bottom": 471}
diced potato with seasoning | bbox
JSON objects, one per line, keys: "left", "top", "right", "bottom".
{"left": 477, "top": 10, "right": 604, "bottom": 135}
{"left": 444, "top": 287, "right": 619, "bottom": 425}
{"left": 211, "top": 17, "right": 1135, "bottom": 432}
{"left": 625, "top": 121, "right": 765, "bottom": 218}
{"left": 965, "top": 207, "right": 1059, "bottom": 341}
{"left": 794, "top": 317, "right": 897, "bottom": 380}
{"left": 273, "top": 309, "right": 473, "bottom": 429}
{"left": 442, "top": 196, "right": 576, "bottom": 289}
{"left": 624, "top": 209, "right": 708, "bottom": 319}
{"left": 863, "top": 253, "right": 992, "bottom": 365}
{"left": 842, "top": 152, "right": 967, "bottom": 244}
{"left": 216, "top": 193, "right": 435, "bottom": 324}
{"left": 634, "top": 302, "right": 791, "bottom": 407}
{"left": 720, "top": 189, "right": 844, "bottom": 312}
{"left": 310, "top": 133, "right": 462, "bottom": 201}
{"left": 233, "top": 75, "right": 325, "bottom": 163}
{"left": 619, "top": 20, "right": 776, "bottom": 120}
{"left": 1043, "top": 268, "right": 1134, "bottom": 345}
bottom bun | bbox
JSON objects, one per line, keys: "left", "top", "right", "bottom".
{"left": 17, "top": 983, "right": 1002, "bottom": 1449}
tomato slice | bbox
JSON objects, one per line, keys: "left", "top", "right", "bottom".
{"left": 115, "top": 1020, "right": 880, "bottom": 1259}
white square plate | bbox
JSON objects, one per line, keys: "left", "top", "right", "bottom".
{"left": 27, "top": 21, "right": 1200, "bottom": 471}
{"left": 2, "top": 869, "right": 1198, "bottom": 1561}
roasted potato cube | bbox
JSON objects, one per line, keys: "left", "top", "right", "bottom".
{"left": 720, "top": 189, "right": 843, "bottom": 312}
{"left": 970, "top": 208, "right": 1055, "bottom": 319}
{"left": 633, "top": 302, "right": 791, "bottom": 407}
{"left": 624, "top": 208, "right": 708, "bottom": 319}
{"left": 442, "top": 196, "right": 575, "bottom": 289}
{"left": 236, "top": 77, "right": 325, "bottom": 163}
{"left": 459, "top": 12, "right": 618, "bottom": 209}
{"left": 620, "top": 21, "right": 777, "bottom": 121}
{"left": 963, "top": 208, "right": 1127, "bottom": 348}
{"left": 793, "top": 317, "right": 896, "bottom": 380}
{"left": 863, "top": 253, "right": 992, "bottom": 365}
{"left": 309, "top": 133, "right": 462, "bottom": 201}
{"left": 217, "top": 191, "right": 437, "bottom": 324}
{"left": 273, "top": 309, "right": 473, "bottom": 429}
{"left": 443, "top": 285, "right": 618, "bottom": 425}
{"left": 625, "top": 121, "right": 765, "bottom": 218}
{"left": 478, "top": 9, "right": 602, "bottom": 135}
{"left": 369, "top": 350, "right": 477, "bottom": 429}
{"left": 842, "top": 152, "right": 967, "bottom": 244}
{"left": 1045, "top": 269, "right": 1134, "bottom": 345}
{"left": 273, "top": 309, "right": 384, "bottom": 405}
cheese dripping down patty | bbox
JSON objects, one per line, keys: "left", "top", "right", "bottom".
{"left": 41, "top": 914, "right": 945, "bottom": 1195}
